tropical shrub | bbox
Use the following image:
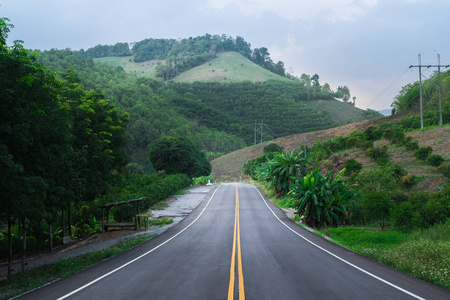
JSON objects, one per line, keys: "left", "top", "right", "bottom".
{"left": 288, "top": 168, "right": 357, "bottom": 229}
{"left": 243, "top": 152, "right": 277, "bottom": 180}
{"left": 260, "top": 151, "right": 311, "bottom": 196}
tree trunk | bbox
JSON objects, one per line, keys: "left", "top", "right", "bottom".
{"left": 21, "top": 217, "right": 26, "bottom": 272}
{"left": 68, "top": 204, "right": 72, "bottom": 236}
{"left": 7, "top": 216, "right": 12, "bottom": 278}
{"left": 49, "top": 224, "right": 53, "bottom": 252}
{"left": 62, "top": 207, "right": 65, "bottom": 237}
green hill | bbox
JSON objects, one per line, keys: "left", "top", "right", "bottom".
{"left": 173, "top": 52, "right": 291, "bottom": 83}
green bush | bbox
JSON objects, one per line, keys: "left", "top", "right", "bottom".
{"left": 363, "top": 125, "right": 383, "bottom": 141}
{"left": 366, "top": 145, "right": 390, "bottom": 163}
{"left": 361, "top": 191, "right": 395, "bottom": 231}
{"left": 400, "top": 174, "right": 418, "bottom": 191}
{"left": 427, "top": 154, "right": 444, "bottom": 167}
{"left": 437, "top": 161, "right": 450, "bottom": 178}
{"left": 344, "top": 159, "right": 362, "bottom": 176}
{"left": 390, "top": 165, "right": 408, "bottom": 182}
{"left": 391, "top": 202, "right": 418, "bottom": 232}
{"left": 423, "top": 188, "right": 450, "bottom": 227}
{"left": 414, "top": 146, "right": 433, "bottom": 161}
{"left": 263, "top": 143, "right": 284, "bottom": 153}
{"left": 402, "top": 136, "right": 419, "bottom": 151}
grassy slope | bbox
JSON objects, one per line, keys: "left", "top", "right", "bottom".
{"left": 94, "top": 56, "right": 163, "bottom": 79}
{"left": 173, "top": 52, "right": 292, "bottom": 83}
{"left": 304, "top": 99, "right": 369, "bottom": 126}
{"left": 212, "top": 113, "right": 450, "bottom": 194}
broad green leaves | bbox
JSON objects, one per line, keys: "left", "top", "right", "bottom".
{"left": 288, "top": 168, "right": 356, "bottom": 229}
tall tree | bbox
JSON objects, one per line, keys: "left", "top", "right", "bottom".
{"left": 147, "top": 136, "right": 211, "bottom": 178}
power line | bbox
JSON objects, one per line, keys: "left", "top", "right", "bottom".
{"left": 364, "top": 67, "right": 411, "bottom": 109}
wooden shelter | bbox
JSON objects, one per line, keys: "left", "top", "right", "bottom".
{"left": 101, "top": 197, "right": 148, "bottom": 231}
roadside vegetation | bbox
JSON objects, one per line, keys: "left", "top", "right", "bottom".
{"left": 245, "top": 96, "right": 450, "bottom": 289}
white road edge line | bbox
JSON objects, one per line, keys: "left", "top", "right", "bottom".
{"left": 253, "top": 186, "right": 426, "bottom": 300}
{"left": 57, "top": 185, "right": 221, "bottom": 300}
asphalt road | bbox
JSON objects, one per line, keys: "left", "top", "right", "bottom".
{"left": 19, "top": 183, "right": 449, "bottom": 300}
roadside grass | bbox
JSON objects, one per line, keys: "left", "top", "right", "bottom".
{"left": 148, "top": 218, "right": 173, "bottom": 227}
{"left": 319, "top": 221, "right": 450, "bottom": 290}
{"left": 0, "top": 234, "right": 155, "bottom": 299}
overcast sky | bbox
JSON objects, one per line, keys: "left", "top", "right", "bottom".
{"left": 2, "top": 0, "right": 450, "bottom": 111}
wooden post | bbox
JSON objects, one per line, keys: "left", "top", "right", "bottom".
{"left": 68, "top": 204, "right": 72, "bottom": 236}
{"left": 102, "top": 207, "right": 105, "bottom": 232}
{"left": 62, "top": 207, "right": 65, "bottom": 237}
{"left": 134, "top": 202, "right": 138, "bottom": 230}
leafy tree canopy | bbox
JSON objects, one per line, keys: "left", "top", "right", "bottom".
{"left": 147, "top": 136, "right": 211, "bottom": 178}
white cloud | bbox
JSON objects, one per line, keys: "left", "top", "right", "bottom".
{"left": 206, "top": 0, "right": 379, "bottom": 22}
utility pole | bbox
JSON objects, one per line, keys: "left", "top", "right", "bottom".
{"left": 409, "top": 54, "right": 449, "bottom": 128}
{"left": 254, "top": 120, "right": 264, "bottom": 145}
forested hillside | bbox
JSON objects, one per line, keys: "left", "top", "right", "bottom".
{"left": 34, "top": 34, "right": 380, "bottom": 172}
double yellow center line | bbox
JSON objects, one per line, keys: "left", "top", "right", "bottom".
{"left": 228, "top": 186, "right": 245, "bottom": 300}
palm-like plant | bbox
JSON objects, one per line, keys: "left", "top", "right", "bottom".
{"left": 288, "top": 168, "right": 357, "bottom": 229}
{"left": 258, "top": 150, "right": 310, "bottom": 196}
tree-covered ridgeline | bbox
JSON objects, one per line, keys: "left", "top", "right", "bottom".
{"left": 79, "top": 34, "right": 286, "bottom": 79}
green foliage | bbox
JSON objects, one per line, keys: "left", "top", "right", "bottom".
{"left": 344, "top": 159, "right": 362, "bottom": 176}
{"left": 437, "top": 161, "right": 450, "bottom": 178}
{"left": 148, "top": 218, "right": 173, "bottom": 227}
{"left": 259, "top": 151, "right": 311, "bottom": 196}
{"left": 263, "top": 143, "right": 284, "bottom": 153}
{"left": 391, "top": 202, "right": 420, "bottom": 233}
{"left": 243, "top": 152, "right": 277, "bottom": 179}
{"left": 79, "top": 42, "right": 132, "bottom": 58}
{"left": 361, "top": 192, "right": 394, "bottom": 231}
{"left": 363, "top": 125, "right": 383, "bottom": 141}
{"left": 192, "top": 175, "right": 214, "bottom": 186}
{"left": 414, "top": 146, "right": 433, "bottom": 161}
{"left": 288, "top": 168, "right": 357, "bottom": 229}
{"left": 399, "top": 175, "right": 418, "bottom": 191}
{"left": 423, "top": 187, "right": 450, "bottom": 227}
{"left": 73, "top": 205, "right": 102, "bottom": 238}
{"left": 98, "top": 173, "right": 191, "bottom": 215}
{"left": 402, "top": 136, "right": 419, "bottom": 151}
{"left": 366, "top": 145, "right": 390, "bottom": 163}
{"left": 355, "top": 164, "right": 405, "bottom": 192}
{"left": 147, "top": 136, "right": 211, "bottom": 178}
{"left": 427, "top": 154, "right": 444, "bottom": 167}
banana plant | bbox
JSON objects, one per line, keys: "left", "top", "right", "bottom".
{"left": 288, "top": 168, "right": 357, "bottom": 229}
